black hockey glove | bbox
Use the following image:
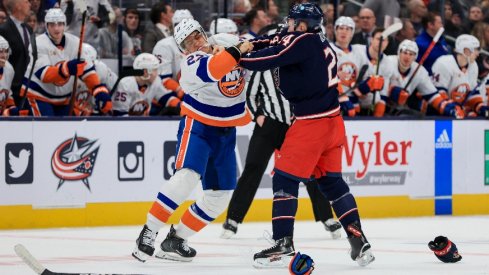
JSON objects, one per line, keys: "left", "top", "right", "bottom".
{"left": 428, "top": 236, "right": 462, "bottom": 263}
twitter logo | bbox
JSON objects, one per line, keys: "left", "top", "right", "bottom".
{"left": 6, "top": 143, "right": 33, "bottom": 184}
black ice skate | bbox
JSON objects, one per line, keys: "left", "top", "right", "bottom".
{"left": 253, "top": 236, "right": 295, "bottom": 268}
{"left": 155, "top": 225, "right": 196, "bottom": 262}
{"left": 220, "top": 218, "right": 238, "bottom": 239}
{"left": 132, "top": 224, "right": 158, "bottom": 262}
{"left": 323, "top": 218, "right": 342, "bottom": 239}
{"left": 347, "top": 222, "right": 375, "bottom": 266}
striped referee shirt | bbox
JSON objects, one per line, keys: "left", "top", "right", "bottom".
{"left": 245, "top": 69, "right": 292, "bottom": 125}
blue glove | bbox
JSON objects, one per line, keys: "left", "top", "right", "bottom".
{"left": 60, "top": 59, "right": 87, "bottom": 77}
{"left": 340, "top": 100, "right": 355, "bottom": 117}
{"left": 443, "top": 102, "right": 464, "bottom": 119}
{"left": 289, "top": 252, "right": 314, "bottom": 275}
{"left": 428, "top": 236, "right": 462, "bottom": 263}
{"left": 477, "top": 105, "right": 489, "bottom": 118}
{"left": 93, "top": 84, "right": 112, "bottom": 114}
{"left": 3, "top": 106, "right": 19, "bottom": 116}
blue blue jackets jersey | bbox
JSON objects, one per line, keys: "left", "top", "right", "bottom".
{"left": 415, "top": 31, "right": 450, "bottom": 75}
{"left": 240, "top": 31, "right": 340, "bottom": 118}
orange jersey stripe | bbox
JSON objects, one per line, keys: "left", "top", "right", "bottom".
{"left": 27, "top": 92, "right": 70, "bottom": 105}
{"left": 42, "top": 66, "right": 67, "bottom": 84}
{"left": 175, "top": 117, "right": 193, "bottom": 169}
{"left": 466, "top": 96, "right": 482, "bottom": 110}
{"left": 28, "top": 98, "right": 41, "bottom": 117}
{"left": 208, "top": 51, "right": 238, "bottom": 80}
{"left": 181, "top": 209, "right": 207, "bottom": 232}
{"left": 83, "top": 73, "right": 101, "bottom": 91}
{"left": 163, "top": 78, "right": 181, "bottom": 91}
{"left": 180, "top": 105, "right": 251, "bottom": 127}
{"left": 167, "top": 98, "right": 180, "bottom": 108}
{"left": 149, "top": 202, "right": 172, "bottom": 223}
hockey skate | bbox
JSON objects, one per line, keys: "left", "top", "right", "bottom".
{"left": 323, "top": 218, "right": 342, "bottom": 239}
{"left": 220, "top": 218, "right": 238, "bottom": 239}
{"left": 253, "top": 236, "right": 295, "bottom": 268}
{"left": 347, "top": 222, "right": 375, "bottom": 267}
{"left": 155, "top": 225, "right": 196, "bottom": 262}
{"left": 132, "top": 225, "right": 158, "bottom": 262}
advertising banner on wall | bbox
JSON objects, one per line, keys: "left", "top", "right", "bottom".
{"left": 0, "top": 119, "right": 435, "bottom": 207}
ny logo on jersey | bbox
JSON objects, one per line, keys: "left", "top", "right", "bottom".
{"left": 218, "top": 67, "right": 245, "bottom": 98}
{"left": 129, "top": 100, "right": 149, "bottom": 116}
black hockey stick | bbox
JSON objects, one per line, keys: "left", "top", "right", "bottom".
{"left": 19, "top": 24, "right": 39, "bottom": 112}
{"left": 110, "top": 67, "right": 144, "bottom": 96}
{"left": 14, "top": 244, "right": 150, "bottom": 275}
{"left": 68, "top": 1, "right": 88, "bottom": 116}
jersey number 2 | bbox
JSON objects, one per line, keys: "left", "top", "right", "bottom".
{"left": 323, "top": 47, "right": 338, "bottom": 88}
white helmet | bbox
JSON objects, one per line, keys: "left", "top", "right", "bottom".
{"left": 0, "top": 35, "right": 10, "bottom": 58}
{"left": 455, "top": 34, "right": 480, "bottom": 54}
{"left": 209, "top": 18, "right": 238, "bottom": 35}
{"left": 81, "top": 43, "right": 97, "bottom": 63}
{"left": 45, "top": 8, "right": 66, "bottom": 24}
{"left": 334, "top": 16, "right": 355, "bottom": 33}
{"left": 174, "top": 18, "right": 207, "bottom": 52}
{"left": 172, "top": 9, "right": 193, "bottom": 27}
{"left": 397, "top": 39, "right": 419, "bottom": 58}
{"left": 133, "top": 53, "right": 160, "bottom": 71}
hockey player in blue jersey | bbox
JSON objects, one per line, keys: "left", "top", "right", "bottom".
{"left": 240, "top": 2, "right": 374, "bottom": 268}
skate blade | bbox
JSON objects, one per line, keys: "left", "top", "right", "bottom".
{"left": 132, "top": 248, "right": 150, "bottom": 263}
{"left": 220, "top": 229, "right": 236, "bottom": 239}
{"left": 252, "top": 255, "right": 293, "bottom": 269}
{"left": 155, "top": 250, "right": 194, "bottom": 262}
{"left": 356, "top": 249, "right": 375, "bottom": 267}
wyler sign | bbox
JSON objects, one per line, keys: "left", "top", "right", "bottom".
{"left": 342, "top": 122, "right": 420, "bottom": 186}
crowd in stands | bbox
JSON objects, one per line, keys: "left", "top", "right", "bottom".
{"left": 0, "top": 0, "right": 487, "bottom": 118}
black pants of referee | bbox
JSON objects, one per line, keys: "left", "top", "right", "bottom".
{"left": 226, "top": 117, "right": 334, "bottom": 224}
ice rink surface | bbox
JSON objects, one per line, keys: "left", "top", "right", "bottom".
{"left": 1, "top": 216, "right": 489, "bottom": 275}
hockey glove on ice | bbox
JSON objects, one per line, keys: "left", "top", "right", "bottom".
{"left": 289, "top": 252, "right": 314, "bottom": 275}
{"left": 93, "top": 84, "right": 112, "bottom": 114}
{"left": 428, "top": 236, "right": 462, "bottom": 263}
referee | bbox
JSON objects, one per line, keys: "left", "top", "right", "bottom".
{"left": 221, "top": 61, "right": 342, "bottom": 239}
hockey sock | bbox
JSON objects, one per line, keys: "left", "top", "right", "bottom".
{"left": 318, "top": 176, "right": 361, "bottom": 236}
{"left": 272, "top": 173, "right": 299, "bottom": 240}
{"left": 177, "top": 190, "right": 231, "bottom": 239}
{"left": 146, "top": 168, "right": 200, "bottom": 232}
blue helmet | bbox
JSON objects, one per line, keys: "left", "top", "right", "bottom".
{"left": 288, "top": 3, "right": 323, "bottom": 33}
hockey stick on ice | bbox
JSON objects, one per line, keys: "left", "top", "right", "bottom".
{"left": 14, "top": 244, "right": 150, "bottom": 275}
{"left": 68, "top": 0, "right": 88, "bottom": 116}
{"left": 370, "top": 22, "right": 403, "bottom": 113}
{"left": 403, "top": 27, "right": 444, "bottom": 91}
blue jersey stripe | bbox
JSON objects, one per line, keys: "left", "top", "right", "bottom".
{"left": 196, "top": 57, "right": 214, "bottom": 83}
{"left": 157, "top": 192, "right": 179, "bottom": 210}
{"left": 183, "top": 94, "right": 246, "bottom": 117}
{"left": 22, "top": 78, "right": 69, "bottom": 99}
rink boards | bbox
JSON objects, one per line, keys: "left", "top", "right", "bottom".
{"left": 0, "top": 118, "right": 488, "bottom": 229}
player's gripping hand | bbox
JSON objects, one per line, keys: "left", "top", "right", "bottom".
{"left": 443, "top": 101, "right": 465, "bottom": 119}
{"left": 428, "top": 236, "right": 462, "bottom": 263}
{"left": 237, "top": 41, "right": 253, "bottom": 54}
{"left": 389, "top": 86, "right": 409, "bottom": 105}
{"left": 62, "top": 59, "right": 87, "bottom": 77}
{"left": 93, "top": 84, "right": 112, "bottom": 114}
{"left": 366, "top": 76, "right": 384, "bottom": 92}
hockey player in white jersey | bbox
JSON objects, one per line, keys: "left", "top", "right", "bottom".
{"left": 431, "top": 34, "right": 488, "bottom": 117}
{"left": 23, "top": 8, "right": 112, "bottom": 116}
{"left": 152, "top": 9, "right": 193, "bottom": 100}
{"left": 383, "top": 40, "right": 464, "bottom": 118}
{"left": 0, "top": 35, "right": 17, "bottom": 116}
{"left": 132, "top": 19, "right": 253, "bottom": 263}
{"left": 330, "top": 16, "right": 370, "bottom": 116}
{"left": 112, "top": 53, "right": 180, "bottom": 116}
{"left": 73, "top": 43, "right": 118, "bottom": 116}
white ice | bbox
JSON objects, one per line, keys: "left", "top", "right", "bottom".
{"left": 1, "top": 216, "right": 489, "bottom": 275}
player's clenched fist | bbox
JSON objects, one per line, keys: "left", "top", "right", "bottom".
{"left": 237, "top": 41, "right": 253, "bottom": 54}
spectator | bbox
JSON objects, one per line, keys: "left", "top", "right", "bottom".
{"left": 389, "top": 18, "right": 417, "bottom": 55}
{"left": 266, "top": 0, "right": 280, "bottom": 24}
{"left": 233, "top": 0, "right": 252, "bottom": 13}
{"left": 25, "top": 11, "right": 38, "bottom": 33}
{"left": 351, "top": 8, "right": 376, "bottom": 45}
{"left": 142, "top": 2, "right": 173, "bottom": 53}
{"left": 463, "top": 5, "right": 483, "bottom": 33}
{"left": 0, "top": 0, "right": 32, "bottom": 107}
{"left": 124, "top": 7, "right": 143, "bottom": 56}
{"left": 320, "top": 3, "right": 334, "bottom": 24}
{"left": 415, "top": 12, "right": 449, "bottom": 75}
{"left": 98, "top": 6, "right": 133, "bottom": 59}
{"left": 362, "top": 0, "right": 400, "bottom": 27}
{"left": 408, "top": 0, "right": 428, "bottom": 34}
{"left": 242, "top": 7, "right": 271, "bottom": 38}
{"left": 474, "top": 22, "right": 489, "bottom": 78}
{"left": 444, "top": 1, "right": 464, "bottom": 40}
